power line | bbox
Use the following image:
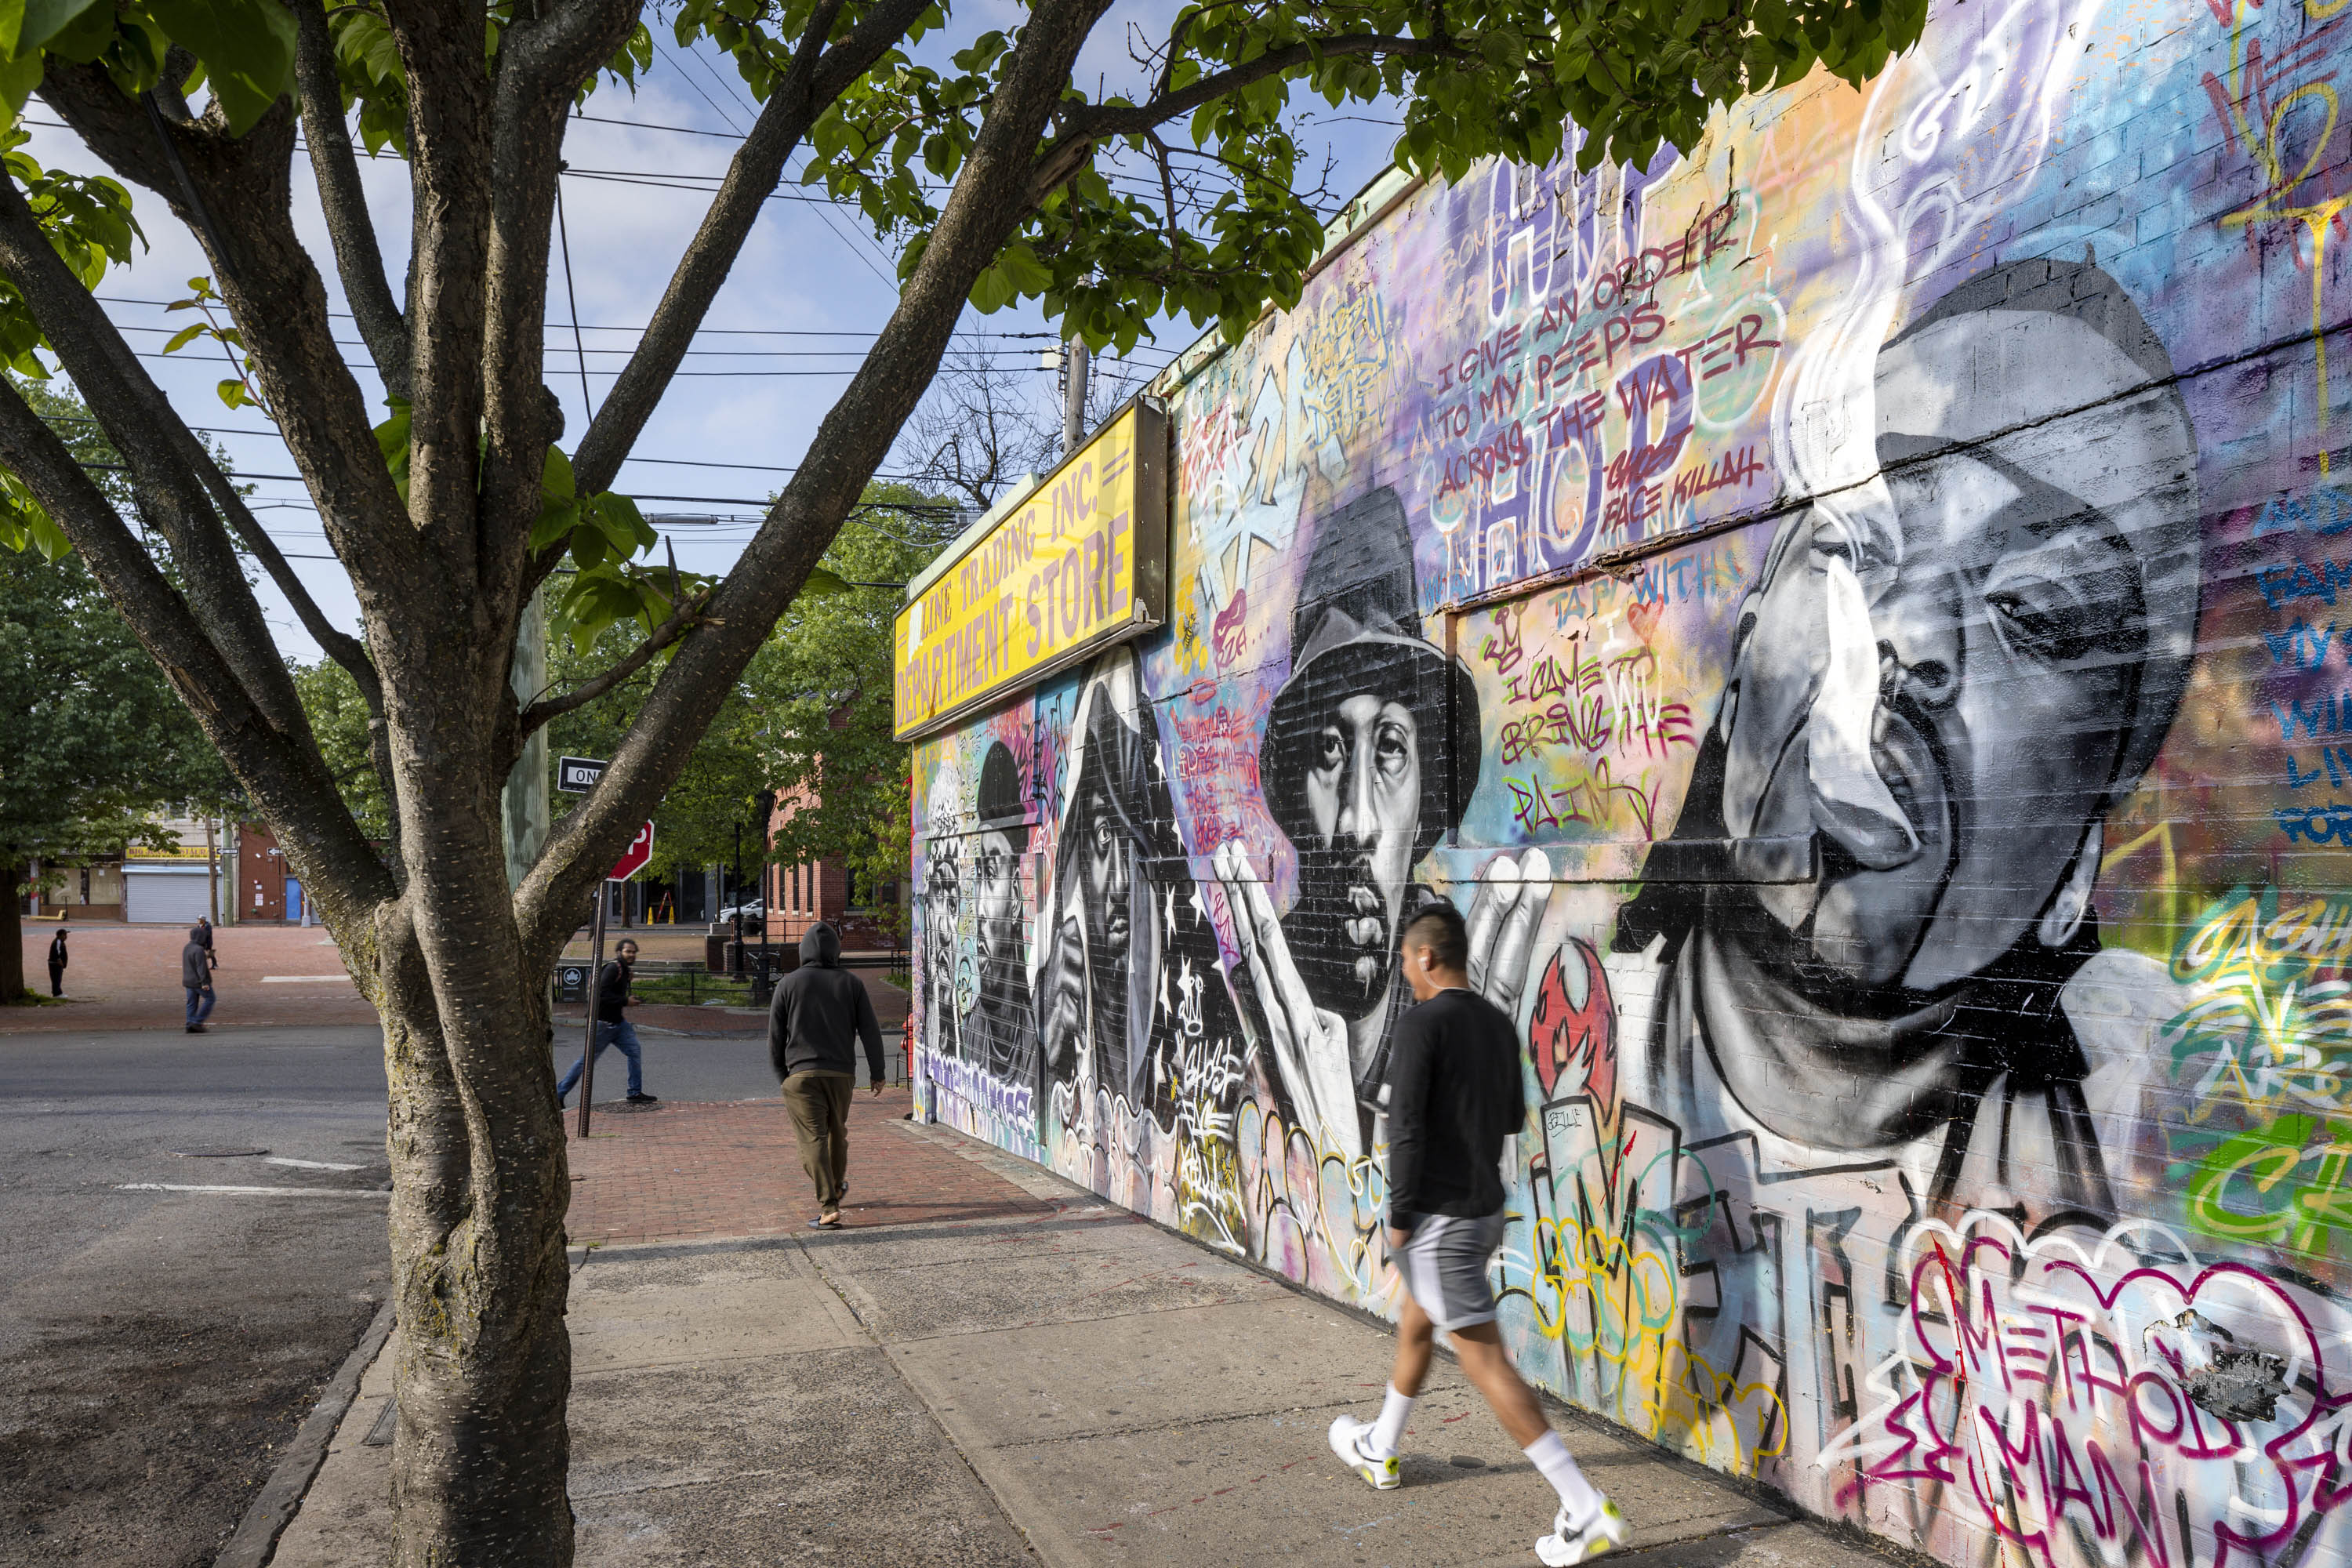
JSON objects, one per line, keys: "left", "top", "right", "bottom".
{"left": 89, "top": 292, "right": 1157, "bottom": 348}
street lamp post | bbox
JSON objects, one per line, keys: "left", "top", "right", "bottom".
{"left": 750, "top": 790, "right": 778, "bottom": 1007}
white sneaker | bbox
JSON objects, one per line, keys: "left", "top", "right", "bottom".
{"left": 1327, "top": 1414, "right": 1400, "bottom": 1490}
{"left": 1537, "top": 1498, "right": 1629, "bottom": 1565}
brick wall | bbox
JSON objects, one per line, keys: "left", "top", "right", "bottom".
{"left": 907, "top": 5, "right": 2352, "bottom": 1566}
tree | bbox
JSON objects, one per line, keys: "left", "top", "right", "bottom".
{"left": 0, "top": 0, "right": 1928, "bottom": 1555}
{"left": 0, "top": 377, "right": 234, "bottom": 1002}
{"left": 0, "top": 557, "right": 232, "bottom": 1002}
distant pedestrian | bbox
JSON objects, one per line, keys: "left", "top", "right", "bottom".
{"left": 45, "top": 927, "right": 67, "bottom": 996}
{"left": 182, "top": 926, "right": 216, "bottom": 1033}
{"left": 195, "top": 915, "right": 217, "bottom": 971}
{"left": 768, "top": 922, "right": 884, "bottom": 1229}
{"left": 1325, "top": 905, "right": 1628, "bottom": 1566}
{"left": 557, "top": 938, "right": 655, "bottom": 1107}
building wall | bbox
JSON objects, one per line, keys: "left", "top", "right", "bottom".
{"left": 909, "top": 5, "right": 2352, "bottom": 1566}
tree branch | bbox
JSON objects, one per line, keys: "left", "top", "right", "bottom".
{"left": 571, "top": 0, "right": 926, "bottom": 498}
{"left": 380, "top": 0, "right": 495, "bottom": 567}
{"left": 292, "top": 0, "right": 410, "bottom": 401}
{"left": 472, "top": 0, "right": 643, "bottom": 592}
{"left": 514, "top": 587, "right": 709, "bottom": 739}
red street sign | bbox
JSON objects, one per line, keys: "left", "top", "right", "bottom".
{"left": 608, "top": 822, "right": 654, "bottom": 882}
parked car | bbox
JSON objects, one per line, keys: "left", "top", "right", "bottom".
{"left": 717, "top": 899, "right": 766, "bottom": 934}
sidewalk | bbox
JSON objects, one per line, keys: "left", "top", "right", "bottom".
{"left": 268, "top": 1105, "right": 1886, "bottom": 1568}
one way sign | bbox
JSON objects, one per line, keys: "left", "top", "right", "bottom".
{"left": 557, "top": 756, "right": 608, "bottom": 793}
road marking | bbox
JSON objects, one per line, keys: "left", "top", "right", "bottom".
{"left": 265, "top": 1156, "right": 365, "bottom": 1171}
{"left": 261, "top": 975, "right": 353, "bottom": 983}
{"left": 117, "top": 1183, "right": 386, "bottom": 1197}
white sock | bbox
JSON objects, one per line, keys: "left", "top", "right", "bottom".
{"left": 1368, "top": 1385, "right": 1414, "bottom": 1457}
{"left": 1526, "top": 1430, "right": 1600, "bottom": 1521}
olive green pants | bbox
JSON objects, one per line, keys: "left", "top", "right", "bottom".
{"left": 781, "top": 1069, "right": 855, "bottom": 1211}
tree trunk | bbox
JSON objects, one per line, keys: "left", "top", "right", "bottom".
{"left": 373, "top": 908, "right": 575, "bottom": 1566}
{"left": 0, "top": 859, "right": 22, "bottom": 1003}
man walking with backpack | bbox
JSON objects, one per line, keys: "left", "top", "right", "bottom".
{"left": 1327, "top": 903, "right": 1629, "bottom": 1566}
{"left": 769, "top": 921, "right": 884, "bottom": 1229}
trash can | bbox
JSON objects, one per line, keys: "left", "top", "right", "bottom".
{"left": 704, "top": 933, "right": 726, "bottom": 974}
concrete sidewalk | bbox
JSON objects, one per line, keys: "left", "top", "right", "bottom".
{"left": 267, "top": 1119, "right": 1883, "bottom": 1568}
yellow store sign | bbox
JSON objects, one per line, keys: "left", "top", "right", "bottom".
{"left": 893, "top": 400, "right": 1167, "bottom": 740}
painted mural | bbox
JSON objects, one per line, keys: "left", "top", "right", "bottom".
{"left": 909, "top": 0, "right": 2352, "bottom": 1564}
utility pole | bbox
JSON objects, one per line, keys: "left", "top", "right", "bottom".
{"left": 1062, "top": 335, "right": 1089, "bottom": 456}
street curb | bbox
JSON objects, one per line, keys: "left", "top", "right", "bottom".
{"left": 213, "top": 1297, "right": 397, "bottom": 1568}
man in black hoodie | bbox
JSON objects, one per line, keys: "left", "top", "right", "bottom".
{"left": 769, "top": 921, "right": 884, "bottom": 1229}
{"left": 181, "top": 927, "right": 216, "bottom": 1033}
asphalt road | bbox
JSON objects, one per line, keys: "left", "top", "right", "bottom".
{"left": 0, "top": 1025, "right": 390, "bottom": 1566}
{"left": 0, "top": 1020, "right": 804, "bottom": 1565}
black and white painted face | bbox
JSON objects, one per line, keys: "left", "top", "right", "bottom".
{"left": 1080, "top": 782, "right": 1133, "bottom": 970}
{"left": 925, "top": 844, "right": 961, "bottom": 963}
{"left": 975, "top": 826, "right": 1023, "bottom": 994}
{"left": 1721, "top": 307, "right": 2196, "bottom": 998}
{"left": 1293, "top": 692, "right": 1420, "bottom": 1018}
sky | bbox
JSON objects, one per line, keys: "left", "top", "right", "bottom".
{"left": 16, "top": 12, "right": 1400, "bottom": 666}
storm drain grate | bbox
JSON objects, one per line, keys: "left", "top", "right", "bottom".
{"left": 172, "top": 1145, "right": 267, "bottom": 1159}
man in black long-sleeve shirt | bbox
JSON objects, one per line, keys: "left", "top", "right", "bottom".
{"left": 1326, "top": 902, "right": 1629, "bottom": 1566}
{"left": 768, "top": 922, "right": 885, "bottom": 1229}
{"left": 558, "top": 939, "right": 655, "bottom": 1106}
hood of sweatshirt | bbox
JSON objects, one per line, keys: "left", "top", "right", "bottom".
{"left": 801, "top": 922, "right": 840, "bottom": 967}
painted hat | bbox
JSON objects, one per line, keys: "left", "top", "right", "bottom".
{"left": 976, "top": 740, "right": 1028, "bottom": 844}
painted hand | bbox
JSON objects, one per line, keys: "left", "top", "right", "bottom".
{"left": 1214, "top": 840, "right": 1363, "bottom": 1163}
{"left": 1464, "top": 847, "right": 1552, "bottom": 1024}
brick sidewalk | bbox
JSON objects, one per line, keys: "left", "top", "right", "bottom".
{"left": 564, "top": 1087, "right": 1051, "bottom": 1245}
{"left": 5, "top": 923, "right": 378, "bottom": 1033}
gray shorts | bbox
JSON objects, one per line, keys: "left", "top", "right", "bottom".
{"left": 1394, "top": 1209, "right": 1507, "bottom": 1331}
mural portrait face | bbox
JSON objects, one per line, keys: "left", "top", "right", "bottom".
{"left": 1292, "top": 691, "right": 1422, "bottom": 1018}
{"left": 975, "top": 826, "right": 1024, "bottom": 997}
{"left": 1717, "top": 261, "right": 2201, "bottom": 1005}
{"left": 972, "top": 739, "right": 1030, "bottom": 1018}
{"left": 1078, "top": 768, "right": 1134, "bottom": 997}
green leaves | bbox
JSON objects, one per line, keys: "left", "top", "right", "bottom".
{"left": 0, "top": 0, "right": 102, "bottom": 60}
{"left": 0, "top": 0, "right": 298, "bottom": 136}
{"left": 0, "top": 466, "right": 68, "bottom": 560}
{"left": 0, "top": 130, "right": 140, "bottom": 384}
{"left": 138, "top": 0, "right": 296, "bottom": 133}
{"left": 523, "top": 439, "right": 680, "bottom": 654}
{"left": 164, "top": 277, "right": 265, "bottom": 410}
